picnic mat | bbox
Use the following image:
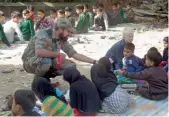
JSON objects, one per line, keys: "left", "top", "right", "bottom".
{"left": 64, "top": 89, "right": 168, "bottom": 116}
{"left": 101, "top": 96, "right": 168, "bottom": 116}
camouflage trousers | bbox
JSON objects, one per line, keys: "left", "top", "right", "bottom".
{"left": 23, "top": 56, "right": 76, "bottom": 77}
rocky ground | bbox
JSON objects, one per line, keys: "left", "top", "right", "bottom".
{"left": 0, "top": 23, "right": 168, "bottom": 112}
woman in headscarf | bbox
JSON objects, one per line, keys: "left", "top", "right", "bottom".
{"left": 31, "top": 76, "right": 74, "bottom": 116}
{"left": 91, "top": 64, "right": 134, "bottom": 114}
{"left": 63, "top": 66, "right": 102, "bottom": 116}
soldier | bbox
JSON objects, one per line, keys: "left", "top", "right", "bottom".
{"left": 22, "top": 20, "right": 97, "bottom": 79}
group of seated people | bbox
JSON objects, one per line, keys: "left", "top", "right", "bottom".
{"left": 0, "top": 2, "right": 134, "bottom": 46}
{"left": 1, "top": 27, "right": 168, "bottom": 116}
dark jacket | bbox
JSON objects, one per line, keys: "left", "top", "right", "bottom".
{"left": 0, "top": 24, "right": 10, "bottom": 46}
{"left": 94, "top": 16, "right": 106, "bottom": 30}
{"left": 106, "top": 39, "right": 126, "bottom": 70}
{"left": 123, "top": 67, "right": 168, "bottom": 100}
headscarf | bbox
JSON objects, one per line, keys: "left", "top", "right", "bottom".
{"left": 91, "top": 64, "right": 118, "bottom": 101}
{"left": 14, "top": 89, "right": 36, "bottom": 112}
{"left": 63, "top": 65, "right": 81, "bottom": 85}
{"left": 31, "top": 76, "right": 67, "bottom": 104}
{"left": 63, "top": 66, "right": 102, "bottom": 113}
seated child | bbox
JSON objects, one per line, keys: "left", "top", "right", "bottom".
{"left": 83, "top": 4, "right": 94, "bottom": 28}
{"left": 92, "top": 4, "right": 98, "bottom": 16}
{"left": 123, "top": 43, "right": 144, "bottom": 72}
{"left": 20, "top": 9, "right": 35, "bottom": 41}
{"left": 142, "top": 47, "right": 158, "bottom": 65}
{"left": 31, "top": 76, "right": 74, "bottom": 116}
{"left": 0, "top": 10, "right": 10, "bottom": 47}
{"left": 56, "top": 9, "right": 72, "bottom": 27}
{"left": 65, "top": 7, "right": 76, "bottom": 27}
{"left": 116, "top": 50, "right": 168, "bottom": 100}
{"left": 35, "top": 10, "right": 54, "bottom": 31}
{"left": 91, "top": 8, "right": 106, "bottom": 31}
{"left": 75, "top": 4, "right": 89, "bottom": 33}
{"left": 124, "top": 3, "right": 135, "bottom": 23}
{"left": 107, "top": 3, "right": 122, "bottom": 26}
{"left": 91, "top": 64, "right": 135, "bottom": 114}
{"left": 3, "top": 89, "right": 40, "bottom": 116}
{"left": 63, "top": 66, "right": 101, "bottom": 116}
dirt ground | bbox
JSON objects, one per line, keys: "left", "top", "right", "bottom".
{"left": 0, "top": 23, "right": 168, "bottom": 111}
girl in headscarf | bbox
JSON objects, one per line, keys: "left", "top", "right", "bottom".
{"left": 91, "top": 64, "right": 134, "bottom": 114}
{"left": 63, "top": 66, "right": 102, "bottom": 116}
{"left": 31, "top": 76, "right": 74, "bottom": 116}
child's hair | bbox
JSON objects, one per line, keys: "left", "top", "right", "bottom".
{"left": 14, "top": 89, "right": 36, "bottom": 112}
{"left": 28, "top": 6, "right": 34, "bottom": 12}
{"left": 148, "top": 47, "right": 158, "bottom": 53}
{"left": 97, "top": 8, "right": 103, "bottom": 12}
{"left": 98, "top": 57, "right": 111, "bottom": 71}
{"left": 124, "top": 43, "right": 135, "bottom": 52}
{"left": 65, "top": 7, "right": 72, "bottom": 12}
{"left": 50, "top": 9, "right": 57, "bottom": 13}
{"left": 147, "top": 51, "right": 162, "bottom": 66}
{"left": 38, "top": 10, "right": 45, "bottom": 14}
{"left": 163, "top": 37, "right": 168, "bottom": 43}
{"left": 22, "top": 9, "right": 29, "bottom": 14}
{"left": 11, "top": 11, "right": 21, "bottom": 18}
{"left": 58, "top": 9, "right": 65, "bottom": 15}
{"left": 112, "top": 3, "right": 118, "bottom": 7}
{"left": 83, "top": 4, "right": 89, "bottom": 9}
{"left": 76, "top": 4, "right": 84, "bottom": 10}
{"left": 97, "top": 4, "right": 104, "bottom": 9}
{"left": 0, "top": 10, "right": 4, "bottom": 17}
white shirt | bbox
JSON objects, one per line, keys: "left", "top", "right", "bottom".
{"left": 3, "top": 20, "right": 23, "bottom": 43}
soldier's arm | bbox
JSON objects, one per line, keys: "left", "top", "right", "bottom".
{"left": 62, "top": 41, "right": 96, "bottom": 64}
{"left": 35, "top": 38, "right": 60, "bottom": 58}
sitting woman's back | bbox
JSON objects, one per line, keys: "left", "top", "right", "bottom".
{"left": 91, "top": 64, "right": 134, "bottom": 114}
{"left": 63, "top": 66, "right": 102, "bottom": 116}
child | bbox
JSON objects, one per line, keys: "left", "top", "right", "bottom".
{"left": 123, "top": 43, "right": 144, "bottom": 72}
{"left": 142, "top": 47, "right": 158, "bottom": 65}
{"left": 108, "top": 3, "right": 122, "bottom": 26}
{"left": 75, "top": 4, "right": 89, "bottom": 33}
{"left": 124, "top": 3, "right": 135, "bottom": 23}
{"left": 91, "top": 8, "right": 106, "bottom": 31}
{"left": 11, "top": 89, "right": 40, "bottom": 116}
{"left": 56, "top": 9, "right": 73, "bottom": 27}
{"left": 32, "top": 76, "right": 74, "bottom": 116}
{"left": 49, "top": 9, "right": 57, "bottom": 23}
{"left": 163, "top": 37, "right": 168, "bottom": 62}
{"left": 92, "top": 4, "right": 98, "bottom": 16}
{"left": 0, "top": 10, "right": 10, "bottom": 47}
{"left": 83, "top": 4, "right": 94, "bottom": 28}
{"left": 97, "top": 4, "right": 109, "bottom": 30}
{"left": 3, "top": 11, "right": 23, "bottom": 43}
{"left": 117, "top": 2, "right": 125, "bottom": 23}
{"left": 91, "top": 64, "right": 134, "bottom": 114}
{"left": 20, "top": 9, "right": 35, "bottom": 41}
{"left": 65, "top": 7, "right": 75, "bottom": 27}
{"left": 63, "top": 66, "right": 101, "bottom": 116}
{"left": 57, "top": 9, "right": 65, "bottom": 18}
{"left": 27, "top": 6, "right": 35, "bottom": 22}
{"left": 116, "top": 50, "right": 168, "bottom": 100}
{"left": 35, "top": 10, "right": 54, "bottom": 31}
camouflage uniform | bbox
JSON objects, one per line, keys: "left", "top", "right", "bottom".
{"left": 22, "top": 28, "right": 77, "bottom": 76}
